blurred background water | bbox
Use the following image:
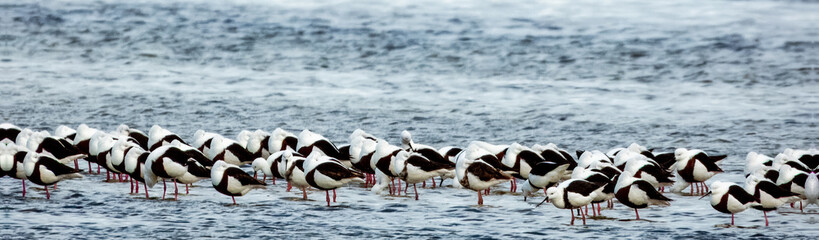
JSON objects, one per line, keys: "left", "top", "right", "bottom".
{"left": 1, "top": 0, "right": 817, "bottom": 238}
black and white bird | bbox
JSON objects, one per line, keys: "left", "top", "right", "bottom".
{"left": 544, "top": 179, "right": 606, "bottom": 225}
{"left": 571, "top": 167, "right": 616, "bottom": 216}
{"left": 144, "top": 145, "right": 195, "bottom": 200}
{"left": 498, "top": 143, "right": 546, "bottom": 192}
{"left": 401, "top": 130, "right": 455, "bottom": 187}
{"left": 147, "top": 125, "right": 187, "bottom": 151}
{"left": 775, "top": 163, "right": 810, "bottom": 211}
{"left": 370, "top": 140, "right": 402, "bottom": 195}
{"left": 704, "top": 181, "right": 760, "bottom": 226}
{"left": 744, "top": 174, "right": 800, "bottom": 226}
{"left": 303, "top": 154, "right": 365, "bottom": 206}
{"left": 169, "top": 141, "right": 211, "bottom": 195}
{"left": 614, "top": 171, "right": 672, "bottom": 220}
{"left": 520, "top": 161, "right": 570, "bottom": 201}
{"left": 1, "top": 143, "right": 29, "bottom": 197}
{"left": 672, "top": 148, "right": 725, "bottom": 195}
{"left": 123, "top": 146, "right": 151, "bottom": 197}
{"left": 392, "top": 150, "right": 452, "bottom": 200}
{"left": 72, "top": 124, "right": 101, "bottom": 173}
{"left": 23, "top": 152, "right": 82, "bottom": 199}
{"left": 89, "top": 131, "right": 118, "bottom": 179}
{"left": 211, "top": 160, "right": 266, "bottom": 204}
{"left": 455, "top": 143, "right": 513, "bottom": 205}
{"left": 206, "top": 135, "right": 255, "bottom": 166}
{"left": 350, "top": 129, "right": 378, "bottom": 188}
{"left": 279, "top": 150, "right": 310, "bottom": 199}
{"left": 620, "top": 153, "right": 674, "bottom": 189}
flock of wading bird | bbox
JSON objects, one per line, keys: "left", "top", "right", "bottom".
{"left": 1, "top": 123, "right": 817, "bottom": 226}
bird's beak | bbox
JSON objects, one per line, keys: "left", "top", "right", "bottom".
{"left": 698, "top": 191, "right": 712, "bottom": 200}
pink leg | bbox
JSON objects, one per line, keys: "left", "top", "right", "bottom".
{"left": 731, "top": 213, "right": 734, "bottom": 225}
{"left": 414, "top": 183, "right": 419, "bottom": 200}
{"left": 144, "top": 182, "right": 149, "bottom": 198}
{"left": 107, "top": 170, "right": 110, "bottom": 181}
{"left": 764, "top": 211, "right": 769, "bottom": 227}
{"left": 397, "top": 179, "right": 402, "bottom": 196}
{"left": 74, "top": 160, "right": 79, "bottom": 171}
{"left": 635, "top": 208, "right": 640, "bottom": 220}
{"left": 302, "top": 188, "right": 307, "bottom": 200}
{"left": 97, "top": 164, "right": 100, "bottom": 174}
{"left": 232, "top": 196, "right": 236, "bottom": 205}
{"left": 130, "top": 179, "right": 134, "bottom": 194}
{"left": 173, "top": 179, "right": 178, "bottom": 200}
{"left": 287, "top": 182, "right": 292, "bottom": 192}
{"left": 477, "top": 191, "right": 483, "bottom": 205}
{"left": 136, "top": 180, "right": 140, "bottom": 193}
{"left": 405, "top": 181, "right": 409, "bottom": 194}
{"left": 162, "top": 179, "right": 166, "bottom": 200}
{"left": 325, "top": 190, "right": 330, "bottom": 207}
{"left": 22, "top": 179, "right": 26, "bottom": 198}
{"left": 571, "top": 209, "right": 575, "bottom": 225}
{"left": 54, "top": 183, "right": 57, "bottom": 190}
{"left": 422, "top": 180, "right": 426, "bottom": 188}
{"left": 263, "top": 173, "right": 267, "bottom": 183}
{"left": 581, "top": 206, "right": 586, "bottom": 225}
{"left": 45, "top": 185, "right": 51, "bottom": 199}
{"left": 431, "top": 178, "right": 436, "bottom": 189}
{"left": 254, "top": 171, "right": 257, "bottom": 179}
{"left": 88, "top": 161, "right": 93, "bottom": 174}
{"left": 186, "top": 184, "right": 189, "bottom": 194}
{"left": 597, "top": 202, "right": 602, "bottom": 216}
{"left": 333, "top": 189, "right": 336, "bottom": 202}
{"left": 592, "top": 204, "right": 597, "bottom": 217}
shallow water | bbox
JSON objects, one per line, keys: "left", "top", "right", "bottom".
{"left": 1, "top": 0, "right": 818, "bottom": 238}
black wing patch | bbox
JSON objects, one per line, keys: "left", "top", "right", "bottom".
{"left": 755, "top": 180, "right": 796, "bottom": 199}
{"left": 315, "top": 162, "right": 363, "bottom": 181}
{"left": 635, "top": 179, "right": 672, "bottom": 201}
{"left": 467, "top": 161, "right": 512, "bottom": 182}
{"left": 406, "top": 154, "right": 450, "bottom": 172}
{"left": 38, "top": 155, "right": 80, "bottom": 176}
{"left": 565, "top": 180, "right": 605, "bottom": 196}
{"left": 728, "top": 185, "right": 758, "bottom": 205}
{"left": 129, "top": 132, "right": 149, "bottom": 150}
{"left": 224, "top": 167, "right": 265, "bottom": 186}
{"left": 186, "top": 160, "right": 211, "bottom": 178}
{"left": 226, "top": 144, "right": 255, "bottom": 164}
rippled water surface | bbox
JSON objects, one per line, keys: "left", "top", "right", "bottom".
{"left": 1, "top": 0, "right": 818, "bottom": 238}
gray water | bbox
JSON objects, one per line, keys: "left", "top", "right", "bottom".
{"left": 1, "top": 0, "right": 818, "bottom": 238}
